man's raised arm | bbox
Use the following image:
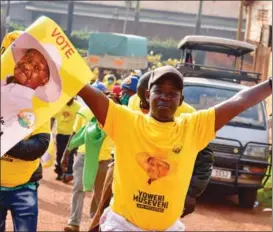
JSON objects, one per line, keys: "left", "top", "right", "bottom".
{"left": 215, "top": 78, "right": 272, "bottom": 132}
{"left": 78, "top": 85, "right": 109, "bottom": 126}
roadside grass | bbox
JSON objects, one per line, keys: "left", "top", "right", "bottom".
{"left": 257, "top": 167, "right": 272, "bottom": 208}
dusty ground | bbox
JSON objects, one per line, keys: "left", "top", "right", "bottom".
{"left": 5, "top": 166, "right": 272, "bottom": 231}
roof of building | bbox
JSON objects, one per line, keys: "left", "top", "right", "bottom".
{"left": 79, "top": 1, "right": 246, "bottom": 19}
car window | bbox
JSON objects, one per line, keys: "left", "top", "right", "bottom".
{"left": 192, "top": 50, "right": 236, "bottom": 69}
{"left": 184, "top": 85, "right": 266, "bottom": 130}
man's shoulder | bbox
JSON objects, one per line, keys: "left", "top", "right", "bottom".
{"left": 180, "top": 102, "right": 196, "bottom": 113}
{"left": 107, "top": 99, "right": 142, "bottom": 123}
{"left": 178, "top": 108, "right": 215, "bottom": 125}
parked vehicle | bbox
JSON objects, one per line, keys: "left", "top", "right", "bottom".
{"left": 86, "top": 32, "right": 148, "bottom": 70}
{"left": 176, "top": 35, "right": 272, "bottom": 208}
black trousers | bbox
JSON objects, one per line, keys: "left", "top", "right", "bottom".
{"left": 54, "top": 134, "right": 75, "bottom": 176}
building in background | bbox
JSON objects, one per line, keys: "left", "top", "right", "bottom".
{"left": 1, "top": 1, "right": 246, "bottom": 41}
{"left": 244, "top": 0, "right": 272, "bottom": 117}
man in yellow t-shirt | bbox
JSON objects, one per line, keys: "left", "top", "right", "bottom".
{"left": 0, "top": 121, "right": 50, "bottom": 232}
{"left": 51, "top": 97, "right": 81, "bottom": 180}
{"left": 88, "top": 72, "right": 213, "bottom": 231}
{"left": 62, "top": 88, "right": 113, "bottom": 232}
{"left": 78, "top": 66, "right": 272, "bottom": 231}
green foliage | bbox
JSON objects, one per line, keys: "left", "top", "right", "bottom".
{"left": 6, "top": 22, "right": 182, "bottom": 60}
{"left": 257, "top": 179, "right": 272, "bottom": 208}
{"left": 257, "top": 168, "right": 272, "bottom": 208}
{"left": 8, "top": 22, "right": 26, "bottom": 32}
{"left": 76, "top": 48, "right": 88, "bottom": 57}
{"left": 149, "top": 38, "right": 178, "bottom": 48}
{"left": 148, "top": 40, "right": 181, "bottom": 61}
{"left": 69, "top": 31, "right": 90, "bottom": 50}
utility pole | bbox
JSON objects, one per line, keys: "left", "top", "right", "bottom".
{"left": 66, "top": 0, "right": 75, "bottom": 38}
{"left": 123, "top": 1, "right": 131, "bottom": 34}
{"left": 4, "top": 0, "right": 11, "bottom": 36}
{"left": 194, "top": 0, "right": 204, "bottom": 65}
{"left": 194, "top": 0, "right": 203, "bottom": 35}
{"left": 134, "top": 0, "right": 140, "bottom": 35}
{"left": 236, "top": 0, "right": 244, "bottom": 41}
{"left": 235, "top": 0, "right": 244, "bottom": 69}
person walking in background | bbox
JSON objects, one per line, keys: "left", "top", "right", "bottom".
{"left": 119, "top": 75, "right": 139, "bottom": 105}
{"left": 62, "top": 83, "right": 113, "bottom": 232}
{"left": 0, "top": 121, "right": 50, "bottom": 232}
{"left": 51, "top": 97, "right": 81, "bottom": 182}
{"left": 103, "top": 74, "right": 116, "bottom": 92}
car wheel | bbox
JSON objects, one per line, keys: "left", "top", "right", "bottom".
{"left": 238, "top": 188, "right": 257, "bottom": 209}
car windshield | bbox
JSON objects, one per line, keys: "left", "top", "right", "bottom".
{"left": 192, "top": 50, "right": 236, "bottom": 69}
{"left": 183, "top": 85, "right": 266, "bottom": 130}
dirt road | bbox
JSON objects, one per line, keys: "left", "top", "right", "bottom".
{"left": 6, "top": 167, "right": 272, "bottom": 231}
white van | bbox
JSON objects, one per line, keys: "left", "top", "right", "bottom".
{"left": 177, "top": 35, "right": 272, "bottom": 208}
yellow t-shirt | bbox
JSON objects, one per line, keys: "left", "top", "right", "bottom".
{"left": 54, "top": 100, "right": 81, "bottom": 135}
{"left": 103, "top": 100, "right": 215, "bottom": 230}
{"left": 73, "top": 107, "right": 113, "bottom": 161}
{"left": 128, "top": 94, "right": 196, "bottom": 116}
{"left": 175, "top": 102, "right": 196, "bottom": 116}
{"left": 128, "top": 94, "right": 140, "bottom": 111}
{"left": 1, "top": 121, "right": 51, "bottom": 187}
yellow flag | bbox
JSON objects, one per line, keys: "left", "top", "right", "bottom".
{"left": 1, "top": 16, "right": 91, "bottom": 156}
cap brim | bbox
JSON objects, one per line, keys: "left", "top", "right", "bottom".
{"left": 148, "top": 66, "right": 184, "bottom": 91}
{"left": 149, "top": 72, "right": 183, "bottom": 90}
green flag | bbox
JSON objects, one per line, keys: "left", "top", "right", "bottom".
{"left": 68, "top": 116, "right": 106, "bottom": 192}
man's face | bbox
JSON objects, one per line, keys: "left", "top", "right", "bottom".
{"left": 146, "top": 77, "right": 183, "bottom": 122}
{"left": 147, "top": 157, "right": 170, "bottom": 180}
{"left": 14, "top": 49, "right": 50, "bottom": 89}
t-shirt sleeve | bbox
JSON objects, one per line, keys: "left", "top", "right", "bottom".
{"left": 187, "top": 107, "right": 216, "bottom": 151}
{"left": 103, "top": 100, "right": 135, "bottom": 142}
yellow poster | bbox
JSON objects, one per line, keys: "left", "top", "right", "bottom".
{"left": 1, "top": 16, "right": 91, "bottom": 156}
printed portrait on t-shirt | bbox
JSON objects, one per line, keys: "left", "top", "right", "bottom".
{"left": 136, "top": 152, "right": 177, "bottom": 185}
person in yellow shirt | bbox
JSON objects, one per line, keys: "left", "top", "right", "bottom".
{"left": 62, "top": 86, "right": 113, "bottom": 232}
{"left": 0, "top": 121, "right": 50, "bottom": 232}
{"left": 78, "top": 66, "right": 272, "bottom": 231}
{"left": 88, "top": 71, "right": 213, "bottom": 231}
{"left": 0, "top": 32, "right": 50, "bottom": 232}
{"left": 103, "top": 74, "right": 116, "bottom": 92}
{"left": 51, "top": 97, "right": 81, "bottom": 181}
